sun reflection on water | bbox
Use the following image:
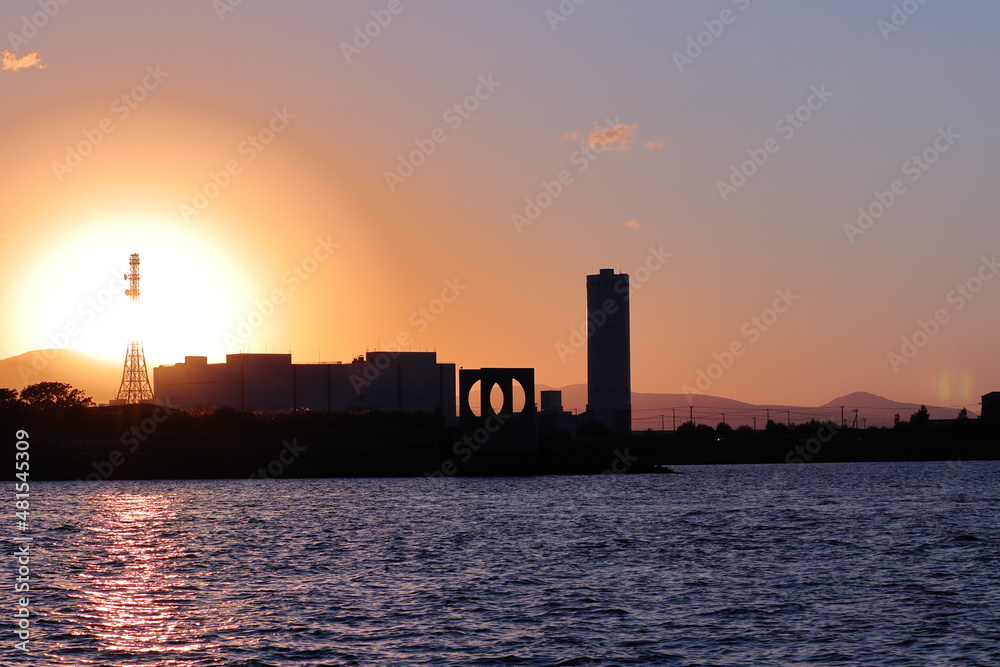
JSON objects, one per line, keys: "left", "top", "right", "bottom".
{"left": 72, "top": 492, "right": 208, "bottom": 662}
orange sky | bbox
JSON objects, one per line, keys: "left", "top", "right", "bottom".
{"left": 2, "top": 1, "right": 999, "bottom": 410}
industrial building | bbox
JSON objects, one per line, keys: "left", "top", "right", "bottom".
{"left": 982, "top": 392, "right": 1000, "bottom": 422}
{"left": 153, "top": 351, "right": 456, "bottom": 420}
{"left": 539, "top": 390, "right": 576, "bottom": 433}
{"left": 586, "top": 268, "right": 631, "bottom": 434}
{"left": 151, "top": 268, "right": 634, "bottom": 436}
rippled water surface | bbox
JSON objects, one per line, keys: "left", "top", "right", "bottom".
{"left": 9, "top": 461, "right": 1000, "bottom": 666}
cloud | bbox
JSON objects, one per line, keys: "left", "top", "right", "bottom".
{"left": 625, "top": 219, "right": 642, "bottom": 229}
{"left": 586, "top": 122, "right": 636, "bottom": 150}
{"left": 1, "top": 50, "right": 47, "bottom": 72}
{"left": 562, "top": 119, "right": 641, "bottom": 150}
{"left": 644, "top": 140, "right": 666, "bottom": 150}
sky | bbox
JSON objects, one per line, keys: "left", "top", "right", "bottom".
{"left": 2, "top": 0, "right": 999, "bottom": 409}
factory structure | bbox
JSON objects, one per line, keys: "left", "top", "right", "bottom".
{"left": 154, "top": 351, "right": 457, "bottom": 419}
{"left": 151, "top": 268, "right": 633, "bottom": 438}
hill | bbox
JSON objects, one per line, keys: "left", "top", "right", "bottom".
{"left": 0, "top": 349, "right": 121, "bottom": 403}
{"left": 540, "top": 384, "right": 972, "bottom": 429}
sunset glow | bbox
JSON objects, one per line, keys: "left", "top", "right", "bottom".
{"left": 11, "top": 214, "right": 255, "bottom": 367}
{"left": 2, "top": 5, "right": 999, "bottom": 664}
{"left": 2, "top": 1, "right": 999, "bottom": 409}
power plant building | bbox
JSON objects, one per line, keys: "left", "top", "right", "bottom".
{"left": 151, "top": 268, "right": 630, "bottom": 434}
{"left": 153, "top": 351, "right": 456, "bottom": 420}
{"left": 586, "top": 268, "right": 631, "bottom": 434}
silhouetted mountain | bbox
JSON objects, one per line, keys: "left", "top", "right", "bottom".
{"left": 540, "top": 385, "right": 974, "bottom": 428}
{"left": 820, "top": 391, "right": 971, "bottom": 423}
{"left": 822, "top": 391, "right": 918, "bottom": 410}
{"left": 0, "top": 349, "right": 120, "bottom": 403}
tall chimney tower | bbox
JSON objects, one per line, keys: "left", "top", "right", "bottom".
{"left": 586, "top": 268, "right": 631, "bottom": 434}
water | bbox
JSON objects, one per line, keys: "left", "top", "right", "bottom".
{"left": 8, "top": 461, "right": 999, "bottom": 666}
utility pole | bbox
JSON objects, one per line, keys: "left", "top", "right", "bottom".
{"left": 841, "top": 405, "right": 845, "bottom": 429}
{"left": 786, "top": 410, "right": 790, "bottom": 427}
{"left": 660, "top": 414, "right": 664, "bottom": 432}
{"left": 689, "top": 405, "right": 693, "bottom": 426}
{"left": 672, "top": 408, "right": 676, "bottom": 430}
{"left": 753, "top": 416, "right": 757, "bottom": 430}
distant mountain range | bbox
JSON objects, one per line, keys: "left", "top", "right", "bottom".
{"left": 540, "top": 385, "right": 972, "bottom": 429}
{"left": 0, "top": 350, "right": 975, "bottom": 428}
{"left": 0, "top": 349, "right": 122, "bottom": 403}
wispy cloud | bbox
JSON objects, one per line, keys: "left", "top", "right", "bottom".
{"left": 625, "top": 218, "right": 642, "bottom": 229}
{"left": 644, "top": 140, "right": 665, "bottom": 150}
{"left": 562, "top": 119, "right": 641, "bottom": 151}
{"left": 2, "top": 50, "right": 47, "bottom": 72}
{"left": 585, "top": 122, "right": 636, "bottom": 150}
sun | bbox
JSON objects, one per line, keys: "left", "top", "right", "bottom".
{"left": 15, "top": 214, "right": 256, "bottom": 367}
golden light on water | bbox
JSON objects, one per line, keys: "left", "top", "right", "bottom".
{"left": 73, "top": 493, "right": 207, "bottom": 661}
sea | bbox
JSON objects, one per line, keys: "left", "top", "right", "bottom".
{"left": 6, "top": 461, "right": 999, "bottom": 666}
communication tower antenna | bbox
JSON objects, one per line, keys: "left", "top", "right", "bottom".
{"left": 115, "top": 253, "right": 153, "bottom": 404}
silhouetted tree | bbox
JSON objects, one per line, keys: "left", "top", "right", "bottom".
{"left": 765, "top": 419, "right": 788, "bottom": 433}
{"left": 716, "top": 422, "right": 733, "bottom": 435}
{"left": 735, "top": 424, "right": 754, "bottom": 435}
{"left": 676, "top": 420, "right": 696, "bottom": 434}
{"left": 694, "top": 423, "right": 715, "bottom": 436}
{"left": 19, "top": 382, "right": 94, "bottom": 409}
{"left": 909, "top": 405, "right": 930, "bottom": 426}
{"left": 957, "top": 407, "right": 969, "bottom": 420}
{"left": 0, "top": 387, "right": 22, "bottom": 410}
